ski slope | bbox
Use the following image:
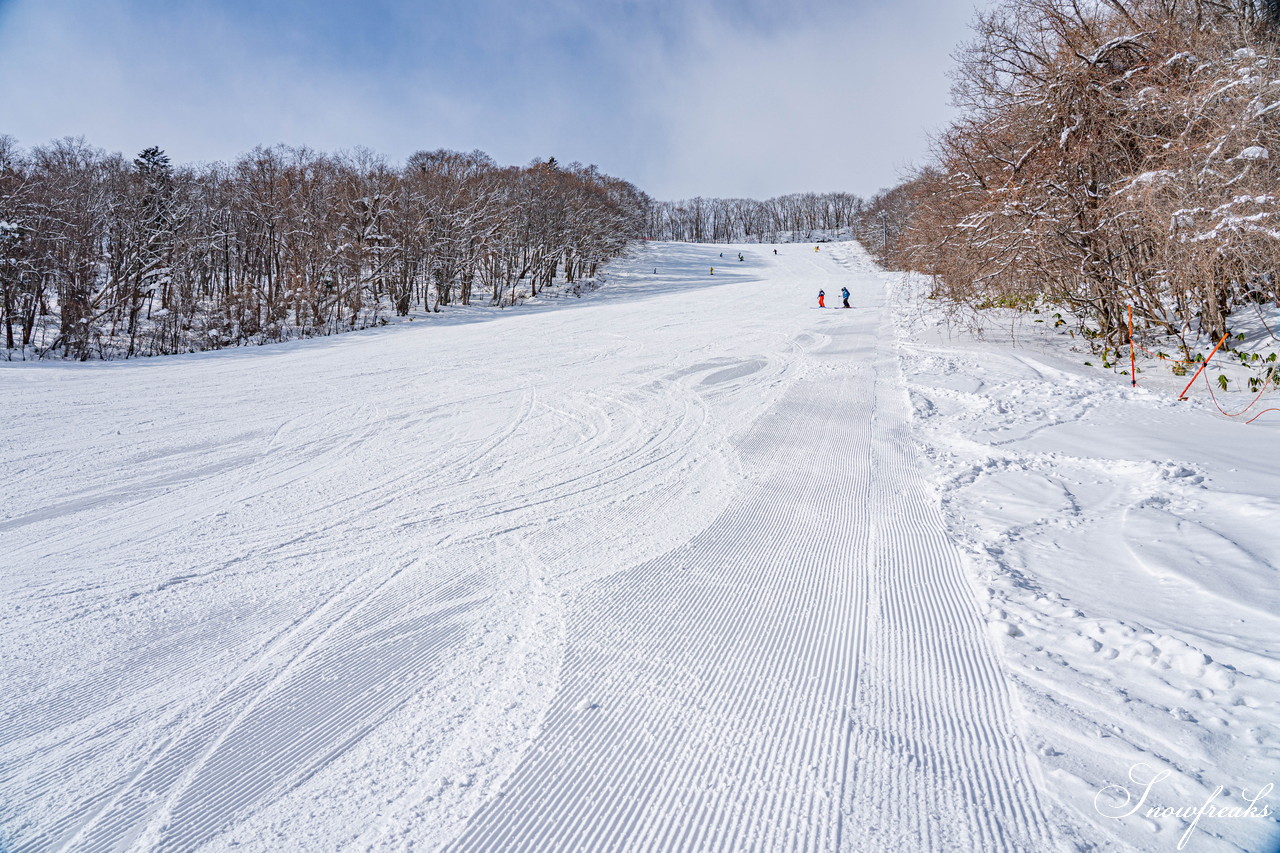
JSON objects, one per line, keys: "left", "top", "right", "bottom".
{"left": 2, "top": 242, "right": 1276, "bottom": 852}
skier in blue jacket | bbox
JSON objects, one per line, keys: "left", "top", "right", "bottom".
{"left": 841, "top": 287, "right": 850, "bottom": 308}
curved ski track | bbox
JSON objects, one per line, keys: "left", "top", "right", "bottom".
{"left": 1, "top": 242, "right": 1061, "bottom": 851}
{"left": 446, "top": 247, "right": 1056, "bottom": 852}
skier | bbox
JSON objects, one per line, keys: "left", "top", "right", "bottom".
{"left": 818, "top": 289, "right": 826, "bottom": 308}
{"left": 841, "top": 287, "right": 850, "bottom": 308}
{"left": 773, "top": 248, "right": 778, "bottom": 255}
{"left": 738, "top": 253, "right": 744, "bottom": 262}
{"left": 814, "top": 245, "right": 820, "bottom": 252}
{"left": 710, "top": 267, "right": 715, "bottom": 275}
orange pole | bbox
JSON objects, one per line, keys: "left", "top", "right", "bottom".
{"left": 1129, "top": 305, "right": 1136, "bottom": 387}
{"left": 1178, "top": 332, "right": 1230, "bottom": 400}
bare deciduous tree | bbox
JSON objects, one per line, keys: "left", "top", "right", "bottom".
{"left": 879, "top": 0, "right": 1280, "bottom": 351}
{"left": 0, "top": 140, "right": 648, "bottom": 360}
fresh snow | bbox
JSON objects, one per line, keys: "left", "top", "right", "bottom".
{"left": 1, "top": 241, "right": 1277, "bottom": 852}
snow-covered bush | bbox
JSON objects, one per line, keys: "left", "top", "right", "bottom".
{"left": 880, "top": 0, "right": 1280, "bottom": 351}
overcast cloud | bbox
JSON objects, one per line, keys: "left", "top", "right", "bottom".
{"left": 0, "top": 0, "right": 982, "bottom": 199}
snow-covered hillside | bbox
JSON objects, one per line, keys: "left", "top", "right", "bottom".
{"left": 1, "top": 241, "right": 1276, "bottom": 852}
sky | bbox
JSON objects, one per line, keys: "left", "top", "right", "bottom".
{"left": 0, "top": 0, "right": 984, "bottom": 200}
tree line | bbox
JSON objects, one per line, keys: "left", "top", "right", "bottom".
{"left": 0, "top": 138, "right": 647, "bottom": 360}
{"left": 868, "top": 0, "right": 1280, "bottom": 350}
{"left": 644, "top": 193, "right": 863, "bottom": 243}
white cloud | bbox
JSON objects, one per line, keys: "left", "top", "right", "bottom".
{"left": 630, "top": 1, "right": 978, "bottom": 198}
{"left": 0, "top": 0, "right": 982, "bottom": 198}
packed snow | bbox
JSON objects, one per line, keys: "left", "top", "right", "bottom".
{"left": 1, "top": 241, "right": 1277, "bottom": 852}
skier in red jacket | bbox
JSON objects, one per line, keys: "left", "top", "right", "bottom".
{"left": 818, "top": 289, "right": 825, "bottom": 308}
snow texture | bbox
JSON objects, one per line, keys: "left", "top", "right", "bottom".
{"left": 1, "top": 241, "right": 1277, "bottom": 852}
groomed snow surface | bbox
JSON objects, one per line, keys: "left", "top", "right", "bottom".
{"left": 2, "top": 241, "right": 1277, "bottom": 852}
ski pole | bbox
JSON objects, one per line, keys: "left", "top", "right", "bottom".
{"left": 1129, "top": 305, "right": 1136, "bottom": 388}
{"left": 1178, "top": 332, "right": 1230, "bottom": 400}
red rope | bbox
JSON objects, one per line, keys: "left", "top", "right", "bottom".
{"left": 1105, "top": 315, "right": 1279, "bottom": 421}
{"left": 1202, "top": 366, "right": 1277, "bottom": 418}
{"left": 1246, "top": 407, "right": 1280, "bottom": 424}
{"left": 1128, "top": 340, "right": 1172, "bottom": 359}
{"left": 1104, "top": 319, "right": 1277, "bottom": 422}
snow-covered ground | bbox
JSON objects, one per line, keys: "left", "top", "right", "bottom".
{"left": 890, "top": 265, "right": 1280, "bottom": 853}
{"left": 1, "top": 241, "right": 1276, "bottom": 852}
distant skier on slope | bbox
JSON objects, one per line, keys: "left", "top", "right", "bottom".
{"left": 738, "top": 253, "right": 744, "bottom": 262}
{"left": 841, "top": 287, "right": 850, "bottom": 308}
{"left": 773, "top": 249, "right": 778, "bottom": 255}
{"left": 710, "top": 267, "right": 715, "bottom": 275}
{"left": 818, "top": 289, "right": 825, "bottom": 308}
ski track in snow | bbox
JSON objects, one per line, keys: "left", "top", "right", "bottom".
{"left": 445, "top": 248, "right": 1056, "bottom": 852}
{"left": 5, "top": 240, "right": 1270, "bottom": 851}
